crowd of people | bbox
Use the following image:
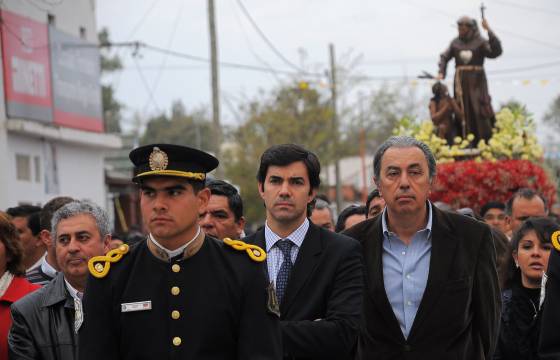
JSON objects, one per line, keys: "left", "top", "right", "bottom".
{"left": 1, "top": 136, "right": 559, "bottom": 360}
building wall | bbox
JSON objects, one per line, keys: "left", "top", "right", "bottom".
{"left": 4, "top": 133, "right": 107, "bottom": 208}
{"left": 0, "top": 0, "right": 119, "bottom": 210}
{"left": 1, "top": 0, "right": 97, "bottom": 42}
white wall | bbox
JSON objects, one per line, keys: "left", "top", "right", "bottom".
{"left": 3, "top": 133, "right": 107, "bottom": 208}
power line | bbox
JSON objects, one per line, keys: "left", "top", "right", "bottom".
{"left": 488, "top": 59, "right": 560, "bottom": 74}
{"left": 492, "top": 0, "right": 560, "bottom": 17}
{"left": 399, "top": 0, "right": 560, "bottom": 53}
{"left": 143, "top": 0, "right": 186, "bottom": 114}
{"left": 233, "top": 0, "right": 306, "bottom": 74}
{"left": 229, "top": 0, "right": 283, "bottom": 83}
{"left": 133, "top": 56, "right": 160, "bottom": 114}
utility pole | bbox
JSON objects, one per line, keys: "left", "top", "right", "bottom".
{"left": 208, "top": 0, "right": 222, "bottom": 176}
{"left": 329, "top": 43, "right": 343, "bottom": 213}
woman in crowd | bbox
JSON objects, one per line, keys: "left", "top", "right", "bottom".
{"left": 494, "top": 217, "right": 559, "bottom": 359}
{"left": 0, "top": 211, "right": 40, "bottom": 360}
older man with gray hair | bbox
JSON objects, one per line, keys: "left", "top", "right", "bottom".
{"left": 9, "top": 200, "right": 110, "bottom": 360}
{"left": 344, "top": 136, "right": 500, "bottom": 360}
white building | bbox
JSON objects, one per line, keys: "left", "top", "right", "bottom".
{"left": 0, "top": 0, "right": 120, "bottom": 209}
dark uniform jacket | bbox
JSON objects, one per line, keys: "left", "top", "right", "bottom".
{"left": 79, "top": 235, "right": 282, "bottom": 360}
{"left": 9, "top": 272, "right": 78, "bottom": 360}
{"left": 539, "top": 246, "right": 560, "bottom": 359}
{"left": 344, "top": 206, "right": 501, "bottom": 360}
{"left": 245, "top": 222, "right": 364, "bottom": 360}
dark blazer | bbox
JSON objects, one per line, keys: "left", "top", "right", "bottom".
{"left": 9, "top": 273, "right": 78, "bottom": 360}
{"left": 244, "top": 222, "right": 364, "bottom": 360}
{"left": 539, "top": 246, "right": 560, "bottom": 359}
{"left": 343, "top": 206, "right": 501, "bottom": 360}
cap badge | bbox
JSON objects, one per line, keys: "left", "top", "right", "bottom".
{"left": 149, "top": 147, "right": 169, "bottom": 171}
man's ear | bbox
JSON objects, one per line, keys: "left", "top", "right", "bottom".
{"left": 258, "top": 182, "right": 265, "bottom": 199}
{"left": 373, "top": 178, "right": 381, "bottom": 196}
{"left": 197, "top": 188, "right": 211, "bottom": 210}
{"left": 103, "top": 234, "right": 111, "bottom": 254}
{"left": 236, "top": 216, "right": 246, "bottom": 236}
{"left": 40, "top": 229, "right": 52, "bottom": 247}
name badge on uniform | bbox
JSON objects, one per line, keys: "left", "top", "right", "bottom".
{"left": 121, "top": 301, "right": 152, "bottom": 312}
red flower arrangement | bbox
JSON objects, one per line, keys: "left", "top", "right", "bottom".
{"left": 430, "top": 159, "right": 557, "bottom": 214}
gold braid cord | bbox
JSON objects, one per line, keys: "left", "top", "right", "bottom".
{"left": 223, "top": 238, "right": 267, "bottom": 262}
{"left": 88, "top": 244, "right": 130, "bottom": 278}
{"left": 552, "top": 231, "right": 560, "bottom": 251}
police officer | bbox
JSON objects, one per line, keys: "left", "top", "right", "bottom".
{"left": 539, "top": 230, "right": 560, "bottom": 359}
{"left": 79, "top": 144, "right": 282, "bottom": 360}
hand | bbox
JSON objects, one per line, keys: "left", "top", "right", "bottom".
{"left": 436, "top": 73, "right": 444, "bottom": 80}
{"left": 482, "top": 19, "right": 490, "bottom": 31}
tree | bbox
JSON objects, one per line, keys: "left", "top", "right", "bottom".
{"left": 341, "top": 84, "right": 425, "bottom": 155}
{"left": 140, "top": 100, "right": 215, "bottom": 153}
{"left": 99, "top": 28, "right": 123, "bottom": 133}
{"left": 222, "top": 82, "right": 333, "bottom": 224}
{"left": 544, "top": 95, "right": 560, "bottom": 131}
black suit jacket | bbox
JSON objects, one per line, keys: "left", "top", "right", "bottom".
{"left": 344, "top": 206, "right": 501, "bottom": 360}
{"left": 539, "top": 246, "right": 560, "bottom": 359}
{"left": 244, "top": 222, "right": 364, "bottom": 360}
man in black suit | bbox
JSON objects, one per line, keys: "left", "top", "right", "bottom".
{"left": 244, "top": 144, "right": 363, "bottom": 360}
{"left": 344, "top": 136, "right": 500, "bottom": 360}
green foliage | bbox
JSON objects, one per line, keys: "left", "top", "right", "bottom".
{"left": 544, "top": 94, "right": 560, "bottom": 131}
{"left": 140, "top": 100, "right": 216, "bottom": 153}
{"left": 341, "top": 85, "right": 423, "bottom": 156}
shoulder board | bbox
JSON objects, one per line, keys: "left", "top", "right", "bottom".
{"left": 223, "top": 238, "right": 266, "bottom": 262}
{"left": 552, "top": 231, "right": 560, "bottom": 252}
{"left": 88, "top": 244, "right": 130, "bottom": 278}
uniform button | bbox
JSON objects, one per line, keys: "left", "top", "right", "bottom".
{"left": 172, "top": 337, "right": 182, "bottom": 346}
{"left": 407, "top": 301, "right": 412, "bottom": 306}
{"left": 171, "top": 286, "right": 180, "bottom": 295}
{"left": 401, "top": 251, "right": 406, "bottom": 255}
{"left": 172, "top": 264, "right": 180, "bottom": 273}
{"left": 171, "top": 310, "right": 181, "bottom": 320}
{"left": 406, "top": 274, "right": 411, "bottom": 279}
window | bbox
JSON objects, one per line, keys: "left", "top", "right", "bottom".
{"left": 34, "top": 156, "right": 41, "bottom": 183}
{"left": 47, "top": 14, "right": 55, "bottom": 26}
{"left": 16, "top": 154, "right": 31, "bottom": 181}
{"left": 79, "top": 26, "right": 86, "bottom": 40}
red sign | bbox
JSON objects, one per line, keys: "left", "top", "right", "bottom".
{"left": 0, "top": 10, "right": 53, "bottom": 122}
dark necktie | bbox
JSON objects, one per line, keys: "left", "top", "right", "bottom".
{"left": 275, "top": 239, "right": 294, "bottom": 304}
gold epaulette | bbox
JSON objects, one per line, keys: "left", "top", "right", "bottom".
{"left": 88, "top": 244, "right": 130, "bottom": 278}
{"left": 223, "top": 238, "right": 267, "bottom": 262}
{"left": 552, "top": 231, "right": 560, "bottom": 251}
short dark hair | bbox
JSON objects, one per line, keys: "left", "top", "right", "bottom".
{"left": 6, "top": 204, "right": 41, "bottom": 219}
{"left": 27, "top": 212, "right": 42, "bottom": 236}
{"left": 0, "top": 211, "right": 25, "bottom": 275}
{"left": 505, "top": 188, "right": 547, "bottom": 216}
{"left": 503, "top": 217, "right": 560, "bottom": 289}
{"left": 257, "top": 144, "right": 321, "bottom": 193}
{"left": 373, "top": 136, "right": 437, "bottom": 183}
{"left": 366, "top": 189, "right": 381, "bottom": 212}
{"left": 480, "top": 201, "right": 505, "bottom": 218}
{"left": 335, "top": 205, "right": 367, "bottom": 233}
{"left": 40, "top": 196, "right": 74, "bottom": 231}
{"left": 207, "top": 180, "right": 244, "bottom": 222}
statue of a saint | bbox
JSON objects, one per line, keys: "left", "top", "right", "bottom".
{"left": 437, "top": 17, "right": 502, "bottom": 146}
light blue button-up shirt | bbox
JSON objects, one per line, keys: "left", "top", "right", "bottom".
{"left": 264, "top": 218, "right": 309, "bottom": 287}
{"left": 382, "top": 202, "right": 433, "bottom": 339}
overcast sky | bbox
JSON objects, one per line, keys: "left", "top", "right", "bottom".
{"left": 97, "top": 0, "right": 560, "bottom": 146}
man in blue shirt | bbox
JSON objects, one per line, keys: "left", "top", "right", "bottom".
{"left": 344, "top": 136, "right": 500, "bottom": 360}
